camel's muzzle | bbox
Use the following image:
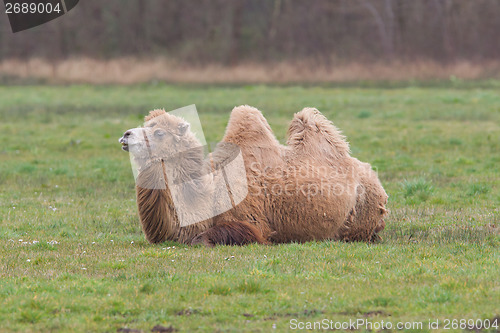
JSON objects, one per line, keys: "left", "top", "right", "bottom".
{"left": 119, "top": 130, "right": 132, "bottom": 151}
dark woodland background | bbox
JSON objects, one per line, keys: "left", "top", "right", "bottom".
{"left": 1, "top": 0, "right": 500, "bottom": 64}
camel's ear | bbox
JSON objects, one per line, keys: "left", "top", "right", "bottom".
{"left": 178, "top": 122, "right": 190, "bottom": 136}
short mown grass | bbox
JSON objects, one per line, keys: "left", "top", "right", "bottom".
{"left": 0, "top": 83, "right": 499, "bottom": 332}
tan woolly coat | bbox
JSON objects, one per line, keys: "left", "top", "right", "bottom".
{"left": 128, "top": 106, "right": 388, "bottom": 245}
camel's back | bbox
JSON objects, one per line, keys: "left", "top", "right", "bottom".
{"left": 218, "top": 105, "right": 387, "bottom": 243}
{"left": 218, "top": 106, "right": 356, "bottom": 242}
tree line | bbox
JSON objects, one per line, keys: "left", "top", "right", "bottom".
{"left": 1, "top": 0, "right": 499, "bottom": 64}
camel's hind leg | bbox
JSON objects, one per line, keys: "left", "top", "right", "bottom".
{"left": 191, "top": 220, "right": 268, "bottom": 247}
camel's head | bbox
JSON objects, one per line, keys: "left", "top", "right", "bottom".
{"left": 119, "top": 109, "right": 194, "bottom": 162}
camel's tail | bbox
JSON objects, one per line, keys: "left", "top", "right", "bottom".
{"left": 191, "top": 220, "right": 268, "bottom": 246}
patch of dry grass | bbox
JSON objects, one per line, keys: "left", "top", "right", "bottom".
{"left": 1, "top": 57, "right": 500, "bottom": 84}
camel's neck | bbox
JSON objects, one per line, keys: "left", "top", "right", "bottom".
{"left": 134, "top": 146, "right": 215, "bottom": 244}
{"left": 135, "top": 162, "right": 177, "bottom": 243}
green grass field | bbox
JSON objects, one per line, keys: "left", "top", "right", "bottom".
{"left": 0, "top": 83, "right": 499, "bottom": 332}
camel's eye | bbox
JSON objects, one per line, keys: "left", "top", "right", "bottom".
{"left": 154, "top": 129, "right": 166, "bottom": 138}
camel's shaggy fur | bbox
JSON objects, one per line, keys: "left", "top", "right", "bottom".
{"left": 120, "top": 106, "right": 388, "bottom": 245}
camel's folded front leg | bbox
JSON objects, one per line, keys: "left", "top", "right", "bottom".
{"left": 191, "top": 220, "right": 268, "bottom": 246}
